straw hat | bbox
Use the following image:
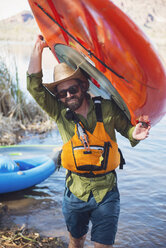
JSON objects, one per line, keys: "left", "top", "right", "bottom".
{"left": 43, "top": 63, "right": 88, "bottom": 94}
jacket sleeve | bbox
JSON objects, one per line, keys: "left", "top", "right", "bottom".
{"left": 27, "top": 70, "right": 62, "bottom": 122}
{"left": 113, "top": 102, "right": 139, "bottom": 147}
{"left": 102, "top": 99, "right": 139, "bottom": 147}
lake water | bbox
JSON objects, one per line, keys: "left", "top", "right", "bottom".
{"left": 0, "top": 42, "right": 166, "bottom": 247}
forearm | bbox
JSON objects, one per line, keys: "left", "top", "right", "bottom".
{"left": 28, "top": 42, "right": 43, "bottom": 74}
{"left": 28, "top": 35, "right": 48, "bottom": 74}
{"left": 127, "top": 126, "right": 140, "bottom": 147}
{"left": 113, "top": 106, "right": 140, "bottom": 147}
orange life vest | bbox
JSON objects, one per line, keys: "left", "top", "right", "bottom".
{"left": 61, "top": 97, "right": 121, "bottom": 177}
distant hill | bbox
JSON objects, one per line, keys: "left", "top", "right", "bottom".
{"left": 2, "top": 10, "right": 34, "bottom": 24}
{"left": 0, "top": 10, "right": 39, "bottom": 42}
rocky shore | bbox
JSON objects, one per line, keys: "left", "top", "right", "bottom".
{"left": 0, "top": 202, "right": 67, "bottom": 248}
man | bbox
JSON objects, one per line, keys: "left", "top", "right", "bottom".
{"left": 27, "top": 35, "right": 150, "bottom": 248}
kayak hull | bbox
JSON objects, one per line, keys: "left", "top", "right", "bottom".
{"left": 28, "top": 0, "right": 166, "bottom": 125}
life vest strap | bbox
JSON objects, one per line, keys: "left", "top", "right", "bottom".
{"left": 118, "top": 148, "right": 126, "bottom": 169}
{"left": 92, "top": 96, "right": 103, "bottom": 122}
{"left": 92, "top": 97, "right": 126, "bottom": 170}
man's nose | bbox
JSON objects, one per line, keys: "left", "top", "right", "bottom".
{"left": 66, "top": 91, "right": 72, "bottom": 98}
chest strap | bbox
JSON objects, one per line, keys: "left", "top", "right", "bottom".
{"left": 93, "top": 96, "right": 125, "bottom": 170}
{"left": 92, "top": 96, "right": 103, "bottom": 122}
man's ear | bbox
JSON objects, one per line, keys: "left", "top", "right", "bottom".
{"left": 80, "top": 68, "right": 90, "bottom": 92}
{"left": 82, "top": 80, "right": 89, "bottom": 92}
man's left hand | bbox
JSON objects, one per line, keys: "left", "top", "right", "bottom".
{"left": 132, "top": 116, "right": 151, "bottom": 140}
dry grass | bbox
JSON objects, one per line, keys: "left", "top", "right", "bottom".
{"left": 0, "top": 203, "right": 67, "bottom": 248}
{"left": 0, "top": 113, "right": 57, "bottom": 146}
{"left": 0, "top": 228, "right": 67, "bottom": 248}
{"left": 0, "top": 58, "right": 56, "bottom": 146}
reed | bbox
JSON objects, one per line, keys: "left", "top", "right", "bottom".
{"left": 0, "top": 56, "right": 47, "bottom": 123}
{"left": 0, "top": 57, "right": 56, "bottom": 145}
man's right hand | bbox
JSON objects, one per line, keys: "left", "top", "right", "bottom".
{"left": 35, "top": 34, "right": 48, "bottom": 53}
{"left": 27, "top": 35, "right": 49, "bottom": 74}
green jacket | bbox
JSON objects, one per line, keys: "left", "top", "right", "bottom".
{"left": 27, "top": 71, "right": 139, "bottom": 203}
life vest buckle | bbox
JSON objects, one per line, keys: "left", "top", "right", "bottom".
{"left": 83, "top": 151, "right": 92, "bottom": 154}
{"left": 77, "top": 123, "right": 90, "bottom": 151}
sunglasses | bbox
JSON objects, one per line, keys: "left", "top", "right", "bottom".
{"left": 57, "top": 85, "right": 80, "bottom": 99}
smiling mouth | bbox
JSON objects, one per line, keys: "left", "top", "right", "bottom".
{"left": 66, "top": 97, "right": 78, "bottom": 103}
{"left": 68, "top": 99, "right": 77, "bottom": 102}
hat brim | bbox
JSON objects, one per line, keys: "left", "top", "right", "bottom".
{"left": 52, "top": 44, "right": 130, "bottom": 120}
{"left": 43, "top": 67, "right": 87, "bottom": 94}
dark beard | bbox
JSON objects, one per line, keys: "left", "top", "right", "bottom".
{"left": 64, "top": 94, "right": 84, "bottom": 111}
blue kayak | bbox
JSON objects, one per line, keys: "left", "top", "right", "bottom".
{"left": 0, "top": 155, "right": 56, "bottom": 194}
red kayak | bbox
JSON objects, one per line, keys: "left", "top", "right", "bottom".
{"left": 28, "top": 0, "right": 166, "bottom": 126}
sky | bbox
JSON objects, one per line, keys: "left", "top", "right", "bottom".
{"left": 0, "top": 0, "right": 31, "bottom": 20}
